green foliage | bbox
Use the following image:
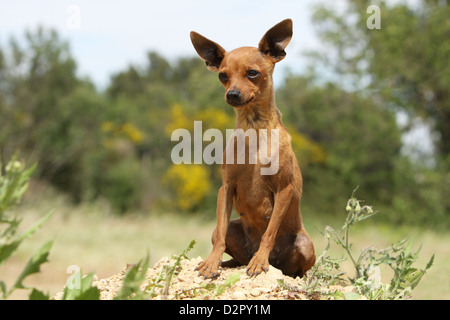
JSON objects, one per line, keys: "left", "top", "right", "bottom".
{"left": 306, "top": 0, "right": 450, "bottom": 224}
{"left": 298, "top": 241, "right": 346, "bottom": 297}
{"left": 61, "top": 270, "right": 100, "bottom": 300}
{"left": 59, "top": 258, "right": 152, "bottom": 300}
{"left": 145, "top": 239, "right": 196, "bottom": 299}
{"left": 0, "top": 155, "right": 53, "bottom": 300}
{"left": 277, "top": 73, "right": 403, "bottom": 216}
{"left": 114, "top": 257, "right": 150, "bottom": 300}
{"left": 209, "top": 272, "right": 241, "bottom": 297}
{"left": 101, "top": 157, "right": 145, "bottom": 213}
{"left": 364, "top": 1, "right": 450, "bottom": 157}
{"left": 0, "top": 158, "right": 36, "bottom": 214}
{"left": 305, "top": 189, "right": 434, "bottom": 300}
{"left": 387, "top": 157, "right": 450, "bottom": 227}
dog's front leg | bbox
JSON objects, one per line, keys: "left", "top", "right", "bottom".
{"left": 246, "top": 184, "right": 293, "bottom": 276}
{"left": 196, "top": 184, "right": 233, "bottom": 278}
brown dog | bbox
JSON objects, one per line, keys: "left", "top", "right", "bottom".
{"left": 190, "top": 19, "right": 315, "bottom": 279}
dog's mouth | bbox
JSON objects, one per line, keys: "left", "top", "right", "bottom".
{"left": 227, "top": 97, "right": 254, "bottom": 107}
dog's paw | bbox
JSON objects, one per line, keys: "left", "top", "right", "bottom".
{"left": 195, "top": 258, "right": 220, "bottom": 279}
{"left": 246, "top": 254, "right": 269, "bottom": 277}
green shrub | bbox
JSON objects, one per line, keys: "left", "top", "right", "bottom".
{"left": 0, "top": 155, "right": 53, "bottom": 299}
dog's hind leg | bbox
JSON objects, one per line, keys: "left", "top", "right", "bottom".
{"left": 272, "top": 230, "right": 315, "bottom": 278}
{"left": 212, "top": 218, "right": 252, "bottom": 268}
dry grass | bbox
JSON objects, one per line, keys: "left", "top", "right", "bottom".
{"left": 2, "top": 196, "right": 215, "bottom": 299}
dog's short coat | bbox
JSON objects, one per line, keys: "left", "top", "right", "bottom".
{"left": 190, "top": 19, "right": 315, "bottom": 278}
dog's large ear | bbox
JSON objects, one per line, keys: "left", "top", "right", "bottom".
{"left": 190, "top": 31, "right": 226, "bottom": 71}
{"left": 258, "top": 19, "right": 293, "bottom": 63}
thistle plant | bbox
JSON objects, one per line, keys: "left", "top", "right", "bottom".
{"left": 322, "top": 188, "right": 434, "bottom": 299}
{"left": 0, "top": 155, "right": 53, "bottom": 300}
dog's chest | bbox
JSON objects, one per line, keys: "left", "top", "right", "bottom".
{"left": 233, "top": 170, "right": 274, "bottom": 217}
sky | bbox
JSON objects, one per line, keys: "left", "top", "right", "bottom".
{"left": 0, "top": 0, "right": 324, "bottom": 88}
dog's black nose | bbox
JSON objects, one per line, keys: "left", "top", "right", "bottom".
{"left": 226, "top": 90, "right": 242, "bottom": 103}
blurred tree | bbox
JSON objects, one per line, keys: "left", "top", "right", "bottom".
{"left": 309, "top": 0, "right": 450, "bottom": 164}
{"left": 0, "top": 27, "right": 82, "bottom": 189}
{"left": 277, "top": 73, "right": 402, "bottom": 213}
{"left": 107, "top": 52, "right": 229, "bottom": 161}
{"left": 1, "top": 20, "right": 447, "bottom": 224}
{"left": 105, "top": 52, "right": 234, "bottom": 212}
{"left": 303, "top": 0, "right": 450, "bottom": 226}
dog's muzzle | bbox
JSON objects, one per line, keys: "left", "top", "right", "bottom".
{"left": 226, "top": 89, "right": 253, "bottom": 107}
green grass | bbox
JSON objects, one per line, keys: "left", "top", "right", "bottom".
{"left": 2, "top": 190, "right": 449, "bottom": 300}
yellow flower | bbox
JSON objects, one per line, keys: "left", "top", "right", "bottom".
{"left": 101, "top": 121, "right": 145, "bottom": 145}
{"left": 289, "top": 127, "right": 327, "bottom": 166}
{"left": 164, "top": 164, "right": 211, "bottom": 211}
{"left": 165, "top": 104, "right": 194, "bottom": 137}
{"left": 101, "top": 121, "right": 115, "bottom": 133}
{"left": 197, "top": 108, "right": 234, "bottom": 132}
{"left": 121, "top": 122, "right": 144, "bottom": 144}
{"left": 165, "top": 104, "right": 234, "bottom": 139}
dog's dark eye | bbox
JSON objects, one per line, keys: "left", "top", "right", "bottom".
{"left": 247, "top": 70, "right": 260, "bottom": 79}
{"left": 218, "top": 72, "right": 229, "bottom": 82}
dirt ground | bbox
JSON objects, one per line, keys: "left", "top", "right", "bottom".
{"left": 54, "top": 256, "right": 358, "bottom": 300}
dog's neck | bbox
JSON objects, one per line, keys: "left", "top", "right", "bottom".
{"left": 234, "top": 85, "right": 283, "bottom": 131}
